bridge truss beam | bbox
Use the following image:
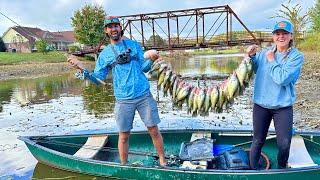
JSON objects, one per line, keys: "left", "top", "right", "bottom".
{"left": 119, "top": 5, "right": 261, "bottom": 50}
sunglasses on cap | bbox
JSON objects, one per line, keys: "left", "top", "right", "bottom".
{"left": 105, "top": 18, "right": 120, "bottom": 25}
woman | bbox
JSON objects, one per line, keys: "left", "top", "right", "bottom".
{"left": 246, "top": 20, "right": 304, "bottom": 169}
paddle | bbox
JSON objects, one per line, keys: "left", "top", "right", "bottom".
{"left": 213, "top": 135, "right": 277, "bottom": 155}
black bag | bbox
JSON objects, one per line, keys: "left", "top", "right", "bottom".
{"left": 216, "top": 148, "right": 250, "bottom": 170}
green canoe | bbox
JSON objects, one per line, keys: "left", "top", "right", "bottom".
{"left": 19, "top": 129, "right": 320, "bottom": 179}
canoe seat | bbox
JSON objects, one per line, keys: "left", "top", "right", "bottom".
{"left": 288, "top": 135, "right": 317, "bottom": 168}
{"left": 181, "top": 132, "right": 212, "bottom": 169}
{"left": 74, "top": 135, "right": 108, "bottom": 159}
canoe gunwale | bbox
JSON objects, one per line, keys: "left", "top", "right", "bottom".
{"left": 18, "top": 128, "right": 320, "bottom": 140}
{"left": 19, "top": 129, "right": 320, "bottom": 176}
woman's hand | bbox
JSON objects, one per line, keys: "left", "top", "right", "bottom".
{"left": 246, "top": 45, "right": 259, "bottom": 57}
{"left": 266, "top": 50, "right": 275, "bottom": 62}
{"left": 67, "top": 55, "right": 85, "bottom": 71}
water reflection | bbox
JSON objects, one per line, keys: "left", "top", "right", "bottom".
{"left": 0, "top": 54, "right": 245, "bottom": 179}
{"left": 32, "top": 163, "right": 114, "bottom": 179}
{"left": 170, "top": 54, "right": 242, "bottom": 76}
{"left": 0, "top": 75, "right": 84, "bottom": 112}
{"left": 0, "top": 55, "right": 243, "bottom": 116}
{"left": 82, "top": 83, "right": 115, "bottom": 117}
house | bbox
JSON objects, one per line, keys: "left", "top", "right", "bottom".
{"left": 1, "top": 26, "right": 75, "bottom": 53}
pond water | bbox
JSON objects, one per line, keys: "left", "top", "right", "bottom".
{"left": 0, "top": 54, "right": 256, "bottom": 179}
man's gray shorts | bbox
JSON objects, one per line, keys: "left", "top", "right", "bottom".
{"left": 114, "top": 92, "right": 160, "bottom": 132}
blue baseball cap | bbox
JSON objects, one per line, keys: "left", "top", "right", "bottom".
{"left": 272, "top": 20, "right": 293, "bottom": 34}
{"left": 104, "top": 16, "right": 121, "bottom": 26}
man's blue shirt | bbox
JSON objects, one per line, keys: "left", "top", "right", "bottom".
{"left": 251, "top": 47, "right": 304, "bottom": 109}
{"left": 84, "top": 39, "right": 153, "bottom": 100}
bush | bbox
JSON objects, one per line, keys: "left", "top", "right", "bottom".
{"left": 68, "top": 45, "right": 80, "bottom": 53}
{"left": 0, "top": 37, "right": 6, "bottom": 52}
{"left": 84, "top": 54, "right": 96, "bottom": 61}
{"left": 36, "top": 39, "right": 50, "bottom": 54}
{"left": 297, "top": 32, "right": 320, "bottom": 51}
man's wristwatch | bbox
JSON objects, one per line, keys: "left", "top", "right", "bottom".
{"left": 249, "top": 53, "right": 256, "bottom": 58}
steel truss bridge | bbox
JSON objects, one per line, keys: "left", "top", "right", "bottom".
{"left": 119, "top": 5, "right": 271, "bottom": 50}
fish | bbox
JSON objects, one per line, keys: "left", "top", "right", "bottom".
{"left": 150, "top": 61, "right": 161, "bottom": 73}
{"left": 175, "top": 80, "right": 186, "bottom": 101}
{"left": 168, "top": 73, "right": 177, "bottom": 96}
{"left": 196, "top": 88, "right": 206, "bottom": 115}
{"left": 152, "top": 54, "right": 255, "bottom": 116}
{"left": 245, "top": 57, "right": 253, "bottom": 84}
{"left": 210, "top": 86, "right": 219, "bottom": 112}
{"left": 226, "top": 71, "right": 240, "bottom": 102}
{"left": 235, "top": 60, "right": 248, "bottom": 88}
{"left": 203, "top": 88, "right": 212, "bottom": 116}
{"left": 176, "top": 84, "right": 191, "bottom": 102}
{"left": 187, "top": 86, "right": 196, "bottom": 114}
{"left": 161, "top": 69, "right": 173, "bottom": 95}
{"left": 157, "top": 68, "right": 167, "bottom": 89}
{"left": 158, "top": 63, "right": 168, "bottom": 75}
{"left": 192, "top": 87, "right": 200, "bottom": 116}
{"left": 163, "top": 80, "right": 171, "bottom": 97}
{"left": 216, "top": 81, "right": 227, "bottom": 113}
{"left": 172, "top": 78, "right": 181, "bottom": 101}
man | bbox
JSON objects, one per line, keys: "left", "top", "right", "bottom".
{"left": 68, "top": 16, "right": 166, "bottom": 166}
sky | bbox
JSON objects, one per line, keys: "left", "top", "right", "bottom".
{"left": 0, "top": 0, "right": 315, "bottom": 36}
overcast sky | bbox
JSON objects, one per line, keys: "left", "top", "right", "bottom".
{"left": 0, "top": 0, "right": 315, "bottom": 36}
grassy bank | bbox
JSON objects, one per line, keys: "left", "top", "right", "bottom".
{"left": 0, "top": 51, "right": 67, "bottom": 65}
{"left": 297, "top": 32, "right": 320, "bottom": 51}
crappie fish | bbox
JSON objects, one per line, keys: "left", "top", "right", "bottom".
{"left": 192, "top": 87, "right": 200, "bottom": 116}
{"left": 210, "top": 86, "right": 219, "bottom": 112}
{"left": 203, "top": 88, "right": 212, "bottom": 116}
{"left": 226, "top": 72, "right": 240, "bottom": 101}
{"left": 197, "top": 88, "right": 206, "bottom": 114}
{"left": 187, "top": 86, "right": 196, "bottom": 114}
{"left": 162, "top": 70, "right": 172, "bottom": 89}
{"left": 216, "top": 81, "right": 227, "bottom": 113}
{"left": 235, "top": 60, "right": 248, "bottom": 88}
{"left": 157, "top": 68, "right": 167, "bottom": 89}
{"left": 176, "top": 84, "right": 190, "bottom": 102}
{"left": 245, "top": 57, "right": 253, "bottom": 83}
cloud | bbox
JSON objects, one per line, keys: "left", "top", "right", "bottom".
{"left": 0, "top": 0, "right": 315, "bottom": 36}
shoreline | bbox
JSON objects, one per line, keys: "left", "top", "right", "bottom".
{"left": 0, "top": 52, "right": 319, "bottom": 130}
{"left": 0, "top": 61, "right": 95, "bottom": 81}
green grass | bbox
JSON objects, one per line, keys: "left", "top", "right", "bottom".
{"left": 297, "top": 32, "right": 320, "bottom": 52}
{"left": 0, "top": 51, "right": 68, "bottom": 65}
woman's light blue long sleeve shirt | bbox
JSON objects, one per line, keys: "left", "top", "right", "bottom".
{"left": 251, "top": 47, "right": 304, "bottom": 109}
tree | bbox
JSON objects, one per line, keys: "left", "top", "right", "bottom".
{"left": 147, "top": 35, "right": 165, "bottom": 47}
{"left": 271, "top": 0, "right": 309, "bottom": 42}
{"left": 71, "top": 4, "right": 106, "bottom": 46}
{"left": 0, "top": 37, "right": 6, "bottom": 52}
{"left": 309, "top": 0, "right": 320, "bottom": 32}
{"left": 36, "top": 39, "right": 49, "bottom": 54}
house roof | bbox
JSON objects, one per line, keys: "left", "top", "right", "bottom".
{"left": 8, "top": 26, "right": 75, "bottom": 43}
{"left": 12, "top": 26, "right": 44, "bottom": 42}
{"left": 51, "top": 31, "right": 75, "bottom": 42}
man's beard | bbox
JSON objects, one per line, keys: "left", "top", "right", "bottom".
{"left": 109, "top": 32, "right": 121, "bottom": 41}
